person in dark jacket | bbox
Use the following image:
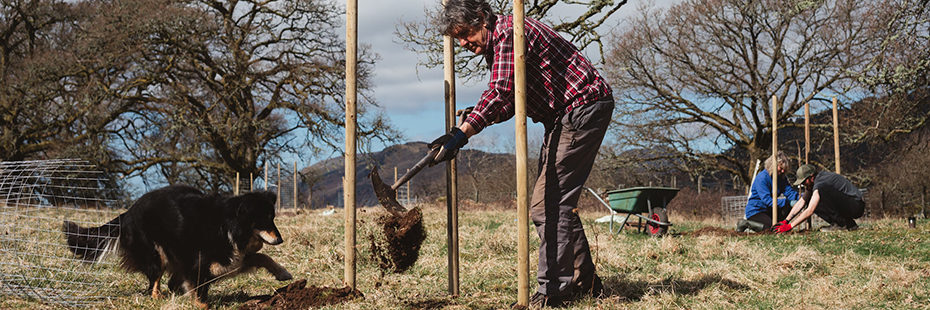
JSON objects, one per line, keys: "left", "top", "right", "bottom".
{"left": 773, "top": 164, "right": 865, "bottom": 233}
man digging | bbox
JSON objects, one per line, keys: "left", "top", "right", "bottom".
{"left": 773, "top": 164, "right": 866, "bottom": 233}
{"left": 429, "top": 0, "right": 613, "bottom": 307}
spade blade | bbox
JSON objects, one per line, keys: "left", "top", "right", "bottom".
{"left": 369, "top": 167, "right": 407, "bottom": 214}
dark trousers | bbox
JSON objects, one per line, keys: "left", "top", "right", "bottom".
{"left": 530, "top": 98, "right": 613, "bottom": 296}
{"left": 814, "top": 188, "right": 865, "bottom": 228}
{"left": 748, "top": 209, "right": 788, "bottom": 231}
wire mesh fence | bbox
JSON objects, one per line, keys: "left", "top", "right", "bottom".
{"left": 0, "top": 159, "right": 124, "bottom": 307}
{"left": 721, "top": 195, "right": 837, "bottom": 228}
{"left": 720, "top": 196, "right": 748, "bottom": 224}
{"left": 232, "top": 162, "right": 304, "bottom": 209}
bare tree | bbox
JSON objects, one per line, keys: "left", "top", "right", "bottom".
{"left": 860, "top": 0, "right": 929, "bottom": 92}
{"left": 395, "top": 0, "right": 628, "bottom": 81}
{"left": 603, "top": 0, "right": 879, "bottom": 183}
{"left": 844, "top": 0, "right": 929, "bottom": 146}
{"left": 106, "top": 0, "right": 399, "bottom": 189}
{"left": 0, "top": 0, "right": 144, "bottom": 163}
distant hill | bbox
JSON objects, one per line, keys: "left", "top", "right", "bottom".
{"left": 301, "top": 142, "right": 513, "bottom": 208}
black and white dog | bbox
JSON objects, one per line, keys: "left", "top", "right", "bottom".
{"left": 62, "top": 185, "right": 292, "bottom": 308}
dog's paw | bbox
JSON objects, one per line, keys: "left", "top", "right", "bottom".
{"left": 275, "top": 270, "right": 293, "bottom": 281}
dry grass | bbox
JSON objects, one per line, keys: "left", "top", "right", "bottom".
{"left": 2, "top": 203, "right": 929, "bottom": 309}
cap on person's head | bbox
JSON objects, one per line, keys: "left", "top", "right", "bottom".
{"left": 794, "top": 164, "right": 816, "bottom": 186}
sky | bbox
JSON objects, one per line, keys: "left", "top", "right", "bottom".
{"left": 334, "top": 0, "right": 680, "bottom": 157}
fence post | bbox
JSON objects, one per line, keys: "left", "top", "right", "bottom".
{"left": 294, "top": 161, "right": 298, "bottom": 209}
{"left": 513, "top": 0, "right": 530, "bottom": 305}
{"left": 922, "top": 185, "right": 926, "bottom": 219}
{"left": 771, "top": 95, "right": 778, "bottom": 228}
{"left": 698, "top": 175, "right": 703, "bottom": 194}
{"left": 804, "top": 101, "right": 810, "bottom": 164}
{"left": 442, "top": 3, "right": 461, "bottom": 294}
{"left": 832, "top": 96, "right": 841, "bottom": 174}
{"left": 277, "top": 163, "right": 282, "bottom": 210}
{"left": 344, "top": 0, "right": 358, "bottom": 290}
{"left": 880, "top": 190, "right": 885, "bottom": 214}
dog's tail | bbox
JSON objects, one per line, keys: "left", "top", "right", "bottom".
{"left": 62, "top": 216, "right": 120, "bottom": 263}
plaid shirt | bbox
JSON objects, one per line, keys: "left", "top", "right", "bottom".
{"left": 464, "top": 15, "right": 612, "bottom": 133}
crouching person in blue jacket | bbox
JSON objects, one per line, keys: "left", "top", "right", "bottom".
{"left": 738, "top": 151, "right": 800, "bottom": 232}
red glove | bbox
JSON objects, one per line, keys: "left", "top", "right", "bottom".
{"left": 774, "top": 223, "right": 792, "bottom": 233}
{"left": 774, "top": 220, "right": 788, "bottom": 227}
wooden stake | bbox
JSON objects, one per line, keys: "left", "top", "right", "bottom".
{"left": 277, "top": 163, "right": 282, "bottom": 210}
{"left": 513, "top": 0, "right": 530, "bottom": 306}
{"left": 442, "top": 0, "right": 460, "bottom": 295}
{"left": 804, "top": 101, "right": 810, "bottom": 164}
{"left": 796, "top": 141, "right": 801, "bottom": 168}
{"left": 235, "top": 172, "right": 240, "bottom": 196}
{"left": 250, "top": 173, "right": 253, "bottom": 191}
{"left": 293, "top": 161, "right": 298, "bottom": 209}
{"left": 832, "top": 96, "right": 841, "bottom": 174}
{"left": 344, "top": 0, "right": 358, "bottom": 290}
{"left": 922, "top": 185, "right": 926, "bottom": 219}
{"left": 771, "top": 95, "right": 778, "bottom": 227}
{"left": 698, "top": 175, "right": 703, "bottom": 194}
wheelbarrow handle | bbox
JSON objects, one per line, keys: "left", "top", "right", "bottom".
{"left": 584, "top": 187, "right": 616, "bottom": 214}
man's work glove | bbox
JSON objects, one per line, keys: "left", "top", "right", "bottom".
{"left": 429, "top": 127, "right": 468, "bottom": 164}
{"left": 773, "top": 220, "right": 789, "bottom": 228}
{"left": 773, "top": 223, "right": 793, "bottom": 234}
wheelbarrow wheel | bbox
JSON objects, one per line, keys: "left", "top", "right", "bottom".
{"left": 647, "top": 207, "right": 668, "bottom": 236}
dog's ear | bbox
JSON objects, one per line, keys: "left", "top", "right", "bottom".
{"left": 232, "top": 195, "right": 251, "bottom": 218}
{"left": 258, "top": 191, "right": 277, "bottom": 207}
{"left": 233, "top": 191, "right": 276, "bottom": 215}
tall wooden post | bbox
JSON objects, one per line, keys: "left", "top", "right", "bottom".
{"left": 442, "top": 0, "right": 460, "bottom": 296}
{"left": 235, "top": 172, "right": 240, "bottom": 195}
{"left": 344, "top": 0, "right": 358, "bottom": 290}
{"left": 771, "top": 95, "right": 779, "bottom": 227}
{"left": 804, "top": 102, "right": 812, "bottom": 230}
{"left": 804, "top": 102, "right": 810, "bottom": 164}
{"left": 293, "top": 161, "right": 298, "bottom": 209}
{"left": 922, "top": 185, "right": 927, "bottom": 219}
{"left": 250, "top": 173, "right": 254, "bottom": 191}
{"left": 513, "top": 0, "right": 530, "bottom": 306}
{"left": 832, "top": 96, "right": 841, "bottom": 174}
{"left": 277, "top": 163, "right": 282, "bottom": 210}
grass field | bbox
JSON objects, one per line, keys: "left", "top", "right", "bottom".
{"left": 2, "top": 203, "right": 928, "bottom": 309}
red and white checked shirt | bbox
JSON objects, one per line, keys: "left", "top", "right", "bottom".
{"left": 464, "top": 15, "right": 612, "bottom": 133}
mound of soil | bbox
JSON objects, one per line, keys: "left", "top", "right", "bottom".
{"left": 370, "top": 206, "right": 427, "bottom": 273}
{"left": 239, "top": 279, "right": 363, "bottom": 310}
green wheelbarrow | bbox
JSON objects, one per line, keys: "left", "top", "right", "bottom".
{"left": 584, "top": 186, "right": 678, "bottom": 236}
